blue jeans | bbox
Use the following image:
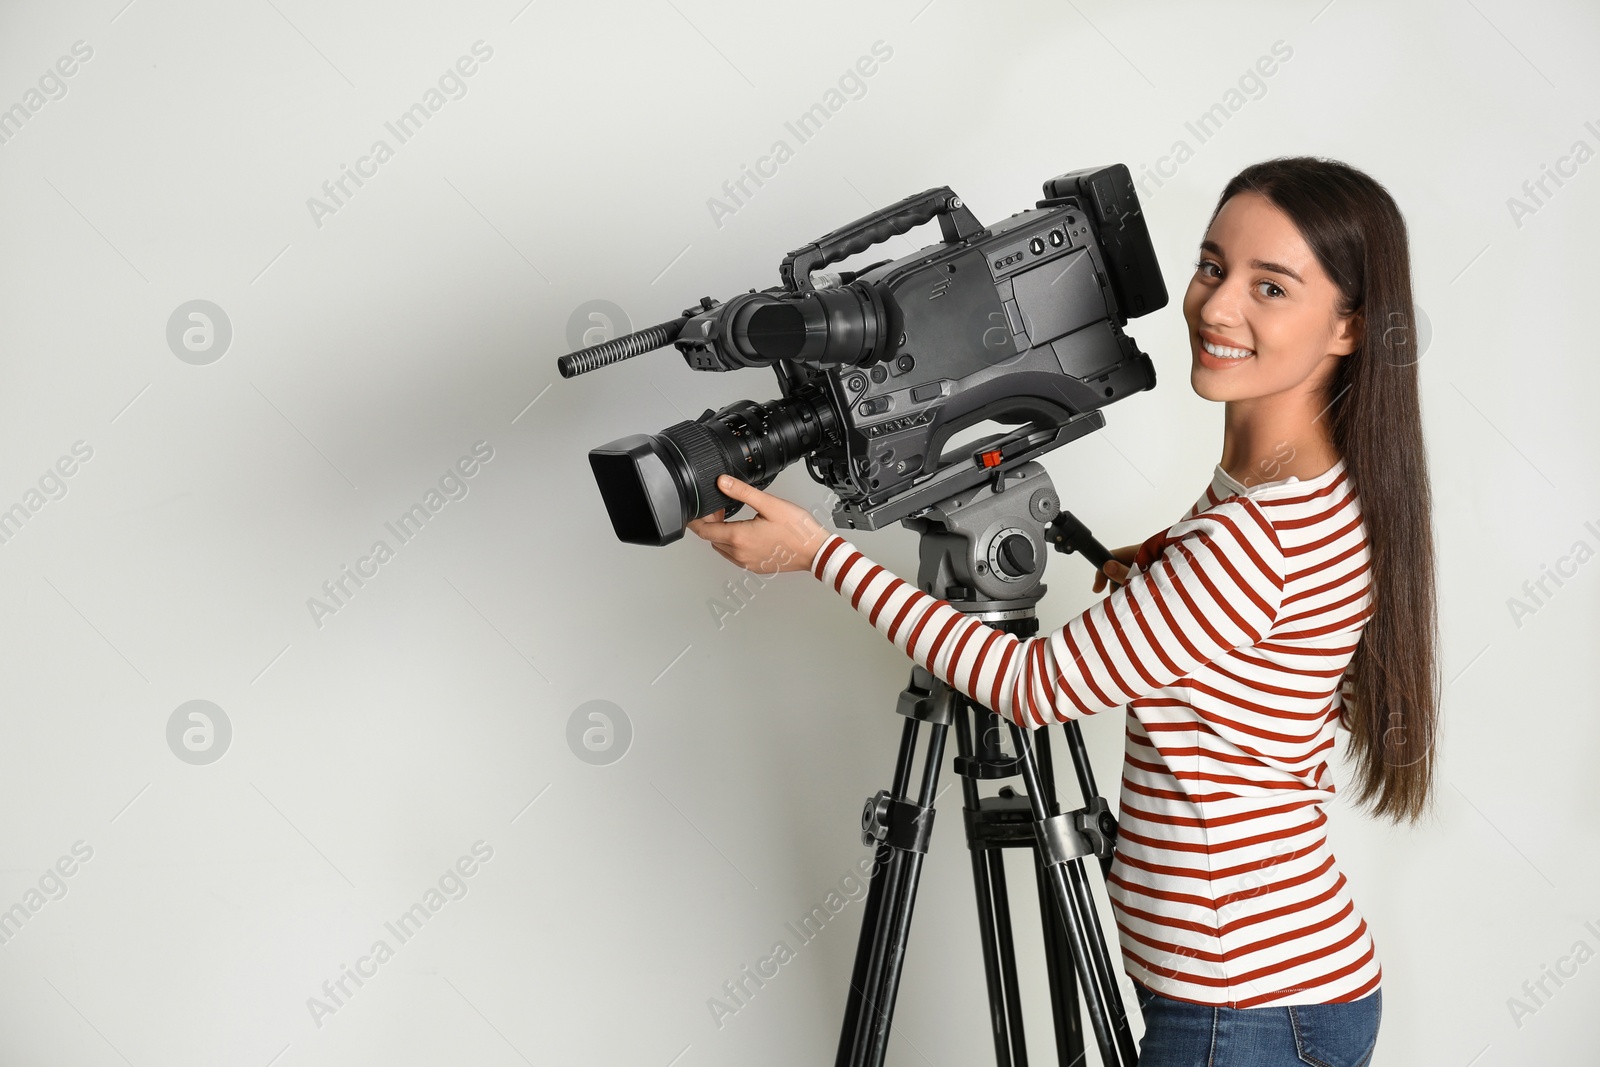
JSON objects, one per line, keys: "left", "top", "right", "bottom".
{"left": 1133, "top": 982, "right": 1382, "bottom": 1066}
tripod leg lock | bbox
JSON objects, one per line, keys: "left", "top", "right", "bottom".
{"left": 861, "top": 789, "right": 937, "bottom": 853}
{"left": 896, "top": 666, "right": 956, "bottom": 726}
{"left": 1037, "top": 797, "right": 1118, "bottom": 868}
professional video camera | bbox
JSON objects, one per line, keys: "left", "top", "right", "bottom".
{"left": 559, "top": 164, "right": 1167, "bottom": 546}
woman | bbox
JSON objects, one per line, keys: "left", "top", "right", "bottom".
{"left": 688, "top": 156, "right": 1438, "bottom": 1066}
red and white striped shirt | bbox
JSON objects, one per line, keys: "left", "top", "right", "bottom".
{"left": 809, "top": 456, "right": 1380, "bottom": 1008}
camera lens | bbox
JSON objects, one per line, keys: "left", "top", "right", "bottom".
{"left": 588, "top": 435, "right": 695, "bottom": 547}
{"left": 588, "top": 391, "right": 836, "bottom": 546}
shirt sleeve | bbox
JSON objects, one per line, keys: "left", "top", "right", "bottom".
{"left": 807, "top": 498, "right": 1286, "bottom": 729}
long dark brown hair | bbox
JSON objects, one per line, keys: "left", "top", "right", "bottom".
{"left": 1208, "top": 156, "right": 1439, "bottom": 823}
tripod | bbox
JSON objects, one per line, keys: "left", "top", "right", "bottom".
{"left": 833, "top": 458, "right": 1139, "bottom": 1067}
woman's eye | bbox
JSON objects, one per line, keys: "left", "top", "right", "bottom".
{"left": 1195, "top": 257, "right": 1283, "bottom": 297}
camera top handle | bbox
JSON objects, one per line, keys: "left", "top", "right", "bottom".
{"left": 780, "top": 186, "right": 986, "bottom": 294}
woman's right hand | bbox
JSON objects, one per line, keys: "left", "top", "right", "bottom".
{"left": 1092, "top": 544, "right": 1141, "bottom": 593}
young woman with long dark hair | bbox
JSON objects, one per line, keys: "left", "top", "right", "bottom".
{"left": 688, "top": 156, "right": 1439, "bottom": 1067}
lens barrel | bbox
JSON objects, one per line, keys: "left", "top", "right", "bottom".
{"left": 588, "top": 391, "right": 836, "bottom": 546}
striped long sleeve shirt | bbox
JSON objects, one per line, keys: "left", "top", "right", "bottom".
{"left": 809, "top": 456, "right": 1380, "bottom": 1008}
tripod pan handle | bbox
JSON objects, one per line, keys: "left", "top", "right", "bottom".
{"left": 1048, "top": 509, "right": 1114, "bottom": 571}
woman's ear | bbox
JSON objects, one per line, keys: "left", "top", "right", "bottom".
{"left": 1332, "top": 310, "right": 1364, "bottom": 356}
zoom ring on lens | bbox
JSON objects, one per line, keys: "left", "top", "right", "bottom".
{"left": 662, "top": 421, "right": 737, "bottom": 519}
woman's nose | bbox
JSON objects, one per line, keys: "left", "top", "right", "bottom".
{"left": 1200, "top": 281, "right": 1246, "bottom": 326}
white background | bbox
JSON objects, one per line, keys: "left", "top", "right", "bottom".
{"left": 0, "top": 1, "right": 1596, "bottom": 1064}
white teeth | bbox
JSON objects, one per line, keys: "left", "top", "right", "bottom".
{"left": 1202, "top": 339, "right": 1254, "bottom": 359}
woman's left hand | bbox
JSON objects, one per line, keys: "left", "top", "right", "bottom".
{"left": 686, "top": 474, "right": 830, "bottom": 574}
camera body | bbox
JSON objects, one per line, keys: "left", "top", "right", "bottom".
{"left": 775, "top": 167, "right": 1162, "bottom": 524}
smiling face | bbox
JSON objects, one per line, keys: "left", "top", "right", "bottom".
{"left": 1182, "top": 191, "right": 1362, "bottom": 407}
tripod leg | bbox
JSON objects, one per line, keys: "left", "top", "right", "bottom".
{"left": 1007, "top": 721, "right": 1138, "bottom": 1067}
{"left": 984, "top": 847, "right": 1031, "bottom": 1067}
{"left": 1034, "top": 847, "right": 1084, "bottom": 1066}
{"left": 966, "top": 713, "right": 1030, "bottom": 1062}
{"left": 864, "top": 721, "right": 948, "bottom": 1065}
{"left": 834, "top": 716, "right": 921, "bottom": 1067}
{"left": 1063, "top": 860, "right": 1138, "bottom": 1067}
{"left": 837, "top": 708, "right": 949, "bottom": 1067}
{"left": 1054, "top": 722, "right": 1138, "bottom": 1065}
{"left": 1030, "top": 729, "right": 1086, "bottom": 1066}
{"left": 956, "top": 707, "right": 1030, "bottom": 1067}
{"left": 1060, "top": 721, "right": 1116, "bottom": 881}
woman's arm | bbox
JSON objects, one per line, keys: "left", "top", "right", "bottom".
{"left": 808, "top": 498, "right": 1287, "bottom": 728}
